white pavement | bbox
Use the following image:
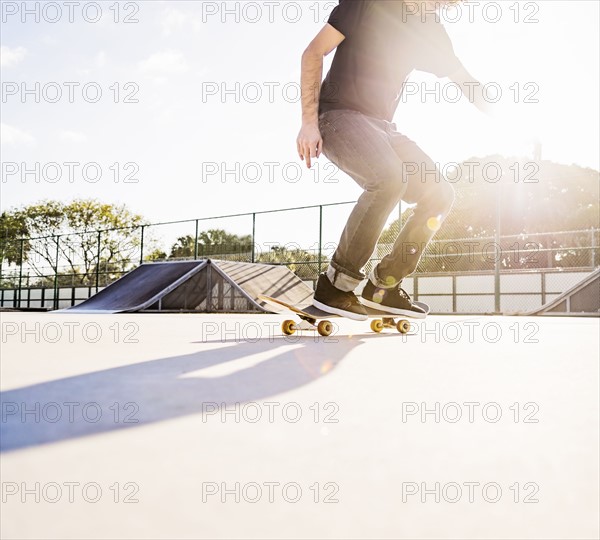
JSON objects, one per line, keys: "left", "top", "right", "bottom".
{"left": 1, "top": 312, "right": 598, "bottom": 540}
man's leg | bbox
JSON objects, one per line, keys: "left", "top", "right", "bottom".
{"left": 375, "top": 129, "right": 455, "bottom": 286}
{"left": 318, "top": 110, "right": 410, "bottom": 292}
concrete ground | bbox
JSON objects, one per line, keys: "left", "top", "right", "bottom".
{"left": 1, "top": 312, "right": 598, "bottom": 540}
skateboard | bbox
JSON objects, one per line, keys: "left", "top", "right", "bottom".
{"left": 259, "top": 294, "right": 430, "bottom": 337}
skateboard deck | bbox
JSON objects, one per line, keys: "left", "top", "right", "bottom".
{"left": 259, "top": 294, "right": 429, "bottom": 337}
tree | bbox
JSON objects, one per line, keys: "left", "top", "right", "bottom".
{"left": 169, "top": 230, "right": 253, "bottom": 259}
{"left": 146, "top": 249, "right": 168, "bottom": 262}
{"left": 2, "top": 199, "right": 147, "bottom": 286}
{"left": 0, "top": 211, "right": 30, "bottom": 266}
{"left": 256, "top": 246, "right": 328, "bottom": 280}
{"left": 170, "top": 236, "right": 197, "bottom": 259}
{"left": 376, "top": 157, "right": 600, "bottom": 272}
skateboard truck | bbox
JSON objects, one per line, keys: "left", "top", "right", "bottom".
{"left": 259, "top": 294, "right": 426, "bottom": 337}
{"left": 281, "top": 315, "right": 410, "bottom": 337}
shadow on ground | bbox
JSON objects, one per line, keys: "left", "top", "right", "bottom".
{"left": 0, "top": 334, "right": 394, "bottom": 452}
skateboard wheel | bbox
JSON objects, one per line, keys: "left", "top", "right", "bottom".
{"left": 282, "top": 320, "right": 296, "bottom": 335}
{"left": 317, "top": 320, "right": 333, "bottom": 337}
{"left": 397, "top": 320, "right": 411, "bottom": 334}
{"left": 370, "top": 319, "right": 384, "bottom": 333}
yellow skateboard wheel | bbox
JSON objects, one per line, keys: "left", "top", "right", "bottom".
{"left": 397, "top": 320, "right": 411, "bottom": 334}
{"left": 282, "top": 320, "right": 296, "bottom": 335}
{"left": 370, "top": 319, "right": 384, "bottom": 333}
{"left": 317, "top": 320, "right": 333, "bottom": 337}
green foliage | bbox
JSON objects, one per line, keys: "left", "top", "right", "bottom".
{"left": 256, "top": 246, "right": 328, "bottom": 280}
{"left": 0, "top": 211, "right": 30, "bottom": 265}
{"left": 146, "top": 249, "right": 168, "bottom": 262}
{"left": 169, "top": 230, "right": 252, "bottom": 259}
{"left": 377, "top": 157, "right": 600, "bottom": 272}
{"left": 16, "top": 199, "right": 145, "bottom": 236}
{"left": 167, "top": 232, "right": 327, "bottom": 279}
{"left": 444, "top": 156, "right": 599, "bottom": 238}
{"left": 1, "top": 199, "right": 146, "bottom": 286}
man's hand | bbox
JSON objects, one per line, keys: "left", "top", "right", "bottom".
{"left": 297, "top": 24, "right": 344, "bottom": 168}
{"left": 297, "top": 123, "right": 323, "bottom": 169}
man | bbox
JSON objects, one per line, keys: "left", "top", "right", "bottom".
{"left": 297, "top": 0, "right": 494, "bottom": 321}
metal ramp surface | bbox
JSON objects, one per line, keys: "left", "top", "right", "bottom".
{"left": 66, "top": 260, "right": 313, "bottom": 313}
{"left": 532, "top": 268, "right": 600, "bottom": 316}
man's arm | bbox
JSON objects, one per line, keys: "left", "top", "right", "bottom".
{"left": 297, "top": 24, "right": 345, "bottom": 169}
{"left": 448, "top": 64, "right": 496, "bottom": 117}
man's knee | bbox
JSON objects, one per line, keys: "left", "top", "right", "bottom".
{"left": 439, "top": 181, "right": 455, "bottom": 213}
{"left": 368, "top": 171, "right": 408, "bottom": 201}
{"left": 427, "top": 181, "right": 455, "bottom": 216}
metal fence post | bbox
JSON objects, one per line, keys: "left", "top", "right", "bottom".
{"left": 139, "top": 226, "right": 145, "bottom": 265}
{"left": 17, "top": 239, "right": 24, "bottom": 308}
{"left": 95, "top": 230, "right": 101, "bottom": 291}
{"left": 541, "top": 271, "right": 547, "bottom": 306}
{"left": 591, "top": 228, "right": 597, "bottom": 268}
{"left": 251, "top": 213, "right": 256, "bottom": 263}
{"left": 452, "top": 275, "right": 457, "bottom": 313}
{"left": 318, "top": 206, "right": 323, "bottom": 274}
{"left": 494, "top": 183, "right": 502, "bottom": 314}
{"left": 53, "top": 236, "right": 60, "bottom": 310}
{"left": 194, "top": 220, "right": 199, "bottom": 260}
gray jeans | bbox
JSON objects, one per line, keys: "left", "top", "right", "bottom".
{"left": 319, "top": 109, "right": 455, "bottom": 292}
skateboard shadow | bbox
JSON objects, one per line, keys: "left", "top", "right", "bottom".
{"left": 0, "top": 334, "right": 384, "bottom": 453}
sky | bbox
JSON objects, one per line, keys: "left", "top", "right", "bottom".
{"left": 1, "top": 0, "right": 599, "bottom": 250}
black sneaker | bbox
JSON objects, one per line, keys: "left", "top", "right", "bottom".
{"left": 313, "top": 273, "right": 368, "bottom": 321}
{"left": 361, "top": 279, "right": 427, "bottom": 318}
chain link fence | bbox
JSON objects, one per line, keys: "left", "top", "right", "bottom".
{"left": 1, "top": 195, "right": 598, "bottom": 312}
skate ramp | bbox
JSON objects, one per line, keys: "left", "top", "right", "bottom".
{"left": 532, "top": 268, "right": 600, "bottom": 316}
{"left": 66, "top": 260, "right": 313, "bottom": 313}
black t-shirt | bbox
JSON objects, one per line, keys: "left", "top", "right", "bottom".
{"left": 319, "top": 0, "right": 462, "bottom": 121}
